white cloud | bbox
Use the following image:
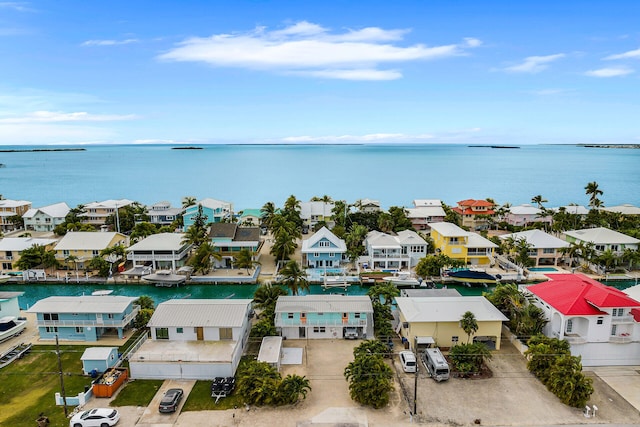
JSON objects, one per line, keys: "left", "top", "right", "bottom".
{"left": 281, "top": 133, "right": 435, "bottom": 143}
{"left": 0, "top": 2, "right": 34, "bottom": 12}
{"left": 604, "top": 48, "right": 640, "bottom": 60}
{"left": 529, "top": 88, "right": 572, "bottom": 96}
{"left": 158, "top": 21, "right": 481, "bottom": 80}
{"left": 0, "top": 110, "right": 136, "bottom": 123}
{"left": 82, "top": 39, "right": 139, "bottom": 47}
{"left": 584, "top": 67, "right": 634, "bottom": 77}
{"left": 504, "top": 54, "right": 565, "bottom": 73}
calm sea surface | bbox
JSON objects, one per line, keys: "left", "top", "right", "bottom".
{"left": 1, "top": 144, "right": 639, "bottom": 210}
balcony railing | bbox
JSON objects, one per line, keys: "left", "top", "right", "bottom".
{"left": 609, "top": 335, "right": 632, "bottom": 344}
{"left": 611, "top": 315, "right": 635, "bottom": 324}
{"left": 36, "top": 306, "right": 140, "bottom": 328}
{"left": 127, "top": 250, "right": 190, "bottom": 261}
{"left": 276, "top": 318, "right": 367, "bottom": 327}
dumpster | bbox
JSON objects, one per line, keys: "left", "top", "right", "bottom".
{"left": 92, "top": 367, "right": 128, "bottom": 398}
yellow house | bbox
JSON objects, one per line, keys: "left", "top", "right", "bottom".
{"left": 428, "top": 222, "right": 498, "bottom": 266}
{"left": 54, "top": 231, "right": 128, "bottom": 270}
{"left": 0, "top": 237, "right": 58, "bottom": 271}
{"left": 395, "top": 296, "right": 508, "bottom": 350}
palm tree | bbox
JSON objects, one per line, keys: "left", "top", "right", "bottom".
{"left": 253, "top": 284, "right": 288, "bottom": 315}
{"left": 367, "top": 283, "right": 400, "bottom": 306}
{"left": 377, "top": 213, "right": 394, "bottom": 233}
{"left": 270, "top": 229, "right": 298, "bottom": 264}
{"left": 260, "top": 201, "right": 277, "bottom": 230}
{"left": 233, "top": 249, "right": 260, "bottom": 274}
{"left": 182, "top": 196, "right": 196, "bottom": 209}
{"left": 279, "top": 260, "right": 309, "bottom": 296}
{"left": 460, "top": 311, "right": 479, "bottom": 344}
{"left": 181, "top": 224, "right": 207, "bottom": 248}
{"left": 188, "top": 242, "right": 222, "bottom": 274}
{"left": 277, "top": 374, "right": 312, "bottom": 404}
{"left": 531, "top": 195, "right": 547, "bottom": 209}
{"left": 584, "top": 181, "right": 603, "bottom": 208}
{"left": 622, "top": 248, "right": 640, "bottom": 270}
{"left": 595, "top": 249, "right": 618, "bottom": 273}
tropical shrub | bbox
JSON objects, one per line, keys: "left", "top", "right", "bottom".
{"left": 344, "top": 341, "right": 393, "bottom": 408}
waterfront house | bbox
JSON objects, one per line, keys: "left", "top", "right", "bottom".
{"left": 27, "top": 295, "right": 139, "bottom": 341}
{"left": 363, "top": 230, "right": 428, "bottom": 270}
{"left": 300, "top": 201, "right": 335, "bottom": 230}
{"left": 406, "top": 199, "right": 446, "bottom": 231}
{"left": 210, "top": 223, "right": 261, "bottom": 268}
{"left": 126, "top": 233, "right": 191, "bottom": 271}
{"left": 429, "top": 222, "right": 497, "bottom": 266}
{"left": 0, "top": 237, "right": 58, "bottom": 272}
{"left": 499, "top": 229, "right": 569, "bottom": 266}
{"left": 129, "top": 299, "right": 253, "bottom": 379}
{"left": 526, "top": 274, "right": 640, "bottom": 366}
{"left": 301, "top": 226, "right": 347, "bottom": 268}
{"left": 0, "top": 199, "right": 31, "bottom": 232}
{"left": 0, "top": 291, "right": 23, "bottom": 318}
{"left": 22, "top": 202, "right": 70, "bottom": 232}
{"left": 395, "top": 296, "right": 508, "bottom": 350}
{"left": 354, "top": 198, "right": 381, "bottom": 213}
{"left": 238, "top": 209, "right": 262, "bottom": 227}
{"left": 601, "top": 204, "right": 640, "bottom": 215}
{"left": 562, "top": 227, "right": 639, "bottom": 256}
{"left": 81, "top": 347, "right": 119, "bottom": 375}
{"left": 452, "top": 199, "right": 496, "bottom": 230}
{"left": 79, "top": 199, "right": 135, "bottom": 227}
{"left": 182, "top": 198, "right": 233, "bottom": 231}
{"left": 143, "top": 201, "right": 182, "bottom": 226}
{"left": 553, "top": 205, "right": 589, "bottom": 216}
{"left": 275, "top": 295, "right": 374, "bottom": 340}
{"left": 53, "top": 231, "right": 128, "bottom": 270}
{"left": 504, "top": 204, "right": 552, "bottom": 227}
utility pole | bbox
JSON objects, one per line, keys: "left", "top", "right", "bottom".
{"left": 413, "top": 353, "right": 418, "bottom": 417}
{"left": 56, "top": 334, "right": 68, "bottom": 417}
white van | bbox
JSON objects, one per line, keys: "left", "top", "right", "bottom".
{"left": 399, "top": 350, "right": 417, "bottom": 373}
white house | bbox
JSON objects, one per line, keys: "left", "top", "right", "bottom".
{"left": 126, "top": 233, "right": 191, "bottom": 271}
{"left": 526, "top": 274, "right": 640, "bottom": 366}
{"left": 504, "top": 204, "right": 551, "bottom": 227}
{"left": 499, "top": 229, "right": 569, "bottom": 266}
{"left": 23, "top": 202, "right": 70, "bottom": 232}
{"left": 563, "top": 227, "right": 639, "bottom": 255}
{"left": 354, "top": 198, "right": 381, "bottom": 213}
{"left": 79, "top": 199, "right": 135, "bottom": 227}
{"left": 300, "top": 201, "right": 335, "bottom": 229}
{"left": 406, "top": 199, "right": 446, "bottom": 231}
{"left": 129, "top": 299, "right": 253, "bottom": 380}
{"left": 363, "top": 230, "right": 428, "bottom": 270}
{"left": 601, "top": 204, "right": 640, "bottom": 216}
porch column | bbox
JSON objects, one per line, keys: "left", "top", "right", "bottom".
{"left": 117, "top": 327, "right": 124, "bottom": 339}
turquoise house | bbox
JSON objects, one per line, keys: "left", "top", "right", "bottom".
{"left": 275, "top": 295, "right": 374, "bottom": 340}
{"left": 27, "top": 296, "right": 139, "bottom": 341}
{"left": 182, "top": 198, "right": 233, "bottom": 231}
{"left": 301, "top": 227, "right": 347, "bottom": 268}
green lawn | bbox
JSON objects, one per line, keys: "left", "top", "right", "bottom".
{"left": 110, "top": 379, "right": 163, "bottom": 407}
{"left": 182, "top": 380, "right": 244, "bottom": 411}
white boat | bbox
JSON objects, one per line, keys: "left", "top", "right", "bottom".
{"left": 0, "top": 275, "right": 12, "bottom": 284}
{"left": 142, "top": 270, "right": 186, "bottom": 287}
{"left": 382, "top": 271, "right": 421, "bottom": 287}
{"left": 91, "top": 289, "right": 114, "bottom": 296}
{"left": 0, "top": 316, "right": 27, "bottom": 343}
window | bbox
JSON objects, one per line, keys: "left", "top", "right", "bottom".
{"left": 313, "top": 327, "right": 326, "bottom": 333}
{"left": 566, "top": 319, "right": 573, "bottom": 333}
{"left": 43, "top": 313, "right": 59, "bottom": 321}
{"left": 301, "top": 313, "right": 306, "bottom": 319}
{"left": 597, "top": 317, "right": 604, "bottom": 325}
{"left": 156, "top": 328, "right": 169, "bottom": 340}
{"left": 319, "top": 241, "right": 330, "bottom": 247}
{"left": 542, "top": 248, "right": 555, "bottom": 254}
{"left": 177, "top": 327, "right": 183, "bottom": 334}
{"left": 354, "top": 313, "right": 361, "bottom": 319}
{"left": 220, "top": 328, "right": 233, "bottom": 340}
{"left": 63, "top": 250, "right": 70, "bottom": 257}
{"left": 452, "top": 336, "right": 459, "bottom": 344}
{"left": 75, "top": 327, "right": 84, "bottom": 333}
{"left": 107, "top": 314, "right": 115, "bottom": 319}
{"left": 287, "top": 313, "right": 294, "bottom": 319}
{"left": 329, "top": 252, "right": 335, "bottom": 257}
{"left": 45, "top": 326, "right": 58, "bottom": 333}
{"left": 612, "top": 308, "right": 624, "bottom": 317}
{"left": 314, "top": 252, "right": 319, "bottom": 257}
{"left": 611, "top": 324, "right": 617, "bottom": 336}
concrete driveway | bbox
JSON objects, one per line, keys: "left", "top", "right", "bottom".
{"left": 135, "top": 379, "right": 195, "bottom": 427}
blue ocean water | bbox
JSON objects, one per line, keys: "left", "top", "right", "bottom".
{"left": 1, "top": 144, "right": 638, "bottom": 210}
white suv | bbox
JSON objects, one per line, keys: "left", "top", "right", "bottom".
{"left": 399, "top": 350, "right": 417, "bottom": 373}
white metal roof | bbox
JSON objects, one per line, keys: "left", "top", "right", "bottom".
{"left": 275, "top": 295, "right": 373, "bottom": 314}
{"left": 395, "top": 296, "right": 508, "bottom": 322}
{"left": 365, "top": 230, "right": 401, "bottom": 248}
{"left": 83, "top": 199, "right": 135, "bottom": 209}
{"left": 147, "top": 299, "right": 252, "bottom": 328}
{"left": 300, "top": 201, "right": 334, "bottom": 219}
{"left": 195, "top": 198, "right": 232, "bottom": 211}
{"left": 602, "top": 204, "right": 640, "bottom": 215}
{"left": 396, "top": 229, "right": 428, "bottom": 245}
{"left": 466, "top": 233, "right": 498, "bottom": 248}
{"left": 81, "top": 347, "right": 117, "bottom": 361}
{"left": 413, "top": 199, "right": 443, "bottom": 207}
{"left": 301, "top": 227, "right": 347, "bottom": 253}
{"left": 406, "top": 206, "right": 446, "bottom": 219}
{"left": 27, "top": 296, "right": 137, "bottom": 313}
{"left": 508, "top": 204, "right": 541, "bottom": 215}
{"left": 54, "top": 231, "right": 126, "bottom": 251}
{"left": 0, "top": 199, "right": 30, "bottom": 208}
{"left": 623, "top": 285, "right": 640, "bottom": 303}
{"left": 428, "top": 222, "right": 467, "bottom": 237}
{"left": 564, "top": 227, "right": 639, "bottom": 245}
{"left": 500, "top": 229, "right": 569, "bottom": 249}
{"left": 22, "top": 202, "right": 70, "bottom": 219}
{"left": 552, "top": 205, "right": 589, "bottom": 215}
{"left": 0, "top": 237, "right": 58, "bottom": 251}
{"left": 257, "top": 336, "right": 283, "bottom": 364}
{"left": 127, "top": 233, "right": 187, "bottom": 251}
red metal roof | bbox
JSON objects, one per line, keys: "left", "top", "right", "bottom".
{"left": 527, "top": 274, "right": 640, "bottom": 316}
{"left": 457, "top": 199, "right": 495, "bottom": 207}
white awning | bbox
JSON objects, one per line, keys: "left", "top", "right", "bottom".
{"left": 415, "top": 336, "right": 435, "bottom": 345}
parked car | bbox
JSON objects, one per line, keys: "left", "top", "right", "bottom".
{"left": 159, "top": 388, "right": 184, "bottom": 413}
{"left": 69, "top": 408, "right": 120, "bottom": 427}
{"left": 399, "top": 350, "right": 417, "bottom": 373}
{"left": 344, "top": 327, "right": 358, "bottom": 339}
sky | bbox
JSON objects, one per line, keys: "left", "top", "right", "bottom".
{"left": 1, "top": 0, "right": 639, "bottom": 146}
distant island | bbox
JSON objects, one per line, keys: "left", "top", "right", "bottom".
{"left": 468, "top": 145, "right": 521, "bottom": 149}
{"left": 579, "top": 144, "right": 640, "bottom": 149}
{"left": 171, "top": 146, "right": 203, "bottom": 150}
{"left": 0, "top": 148, "right": 86, "bottom": 153}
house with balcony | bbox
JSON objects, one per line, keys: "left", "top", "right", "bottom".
{"left": 354, "top": 198, "right": 381, "bottom": 213}
{"left": 526, "top": 274, "right": 640, "bottom": 366}
{"left": 429, "top": 222, "right": 497, "bottom": 266}
{"left": 406, "top": 199, "right": 446, "bottom": 231}
{"left": 23, "top": 202, "right": 70, "bottom": 232}
{"left": 363, "top": 230, "right": 428, "bottom": 270}
{"left": 301, "top": 227, "right": 346, "bottom": 268}
{"left": 210, "top": 223, "right": 261, "bottom": 268}
{"left": 0, "top": 237, "right": 58, "bottom": 272}
{"left": 237, "top": 209, "right": 262, "bottom": 227}
{"left": 504, "top": 204, "right": 552, "bottom": 227}
{"left": 126, "top": 233, "right": 191, "bottom": 271}
{"left": 27, "top": 295, "right": 139, "bottom": 341}
{"left": 395, "top": 296, "right": 508, "bottom": 350}
{"left": 300, "top": 201, "right": 335, "bottom": 230}
{"left": 562, "top": 227, "right": 639, "bottom": 256}
{"left": 182, "top": 198, "right": 233, "bottom": 231}
{"left": 53, "top": 231, "right": 128, "bottom": 270}
{"left": 499, "top": 229, "right": 569, "bottom": 266}
{"left": 452, "top": 199, "right": 496, "bottom": 230}
{"left": 275, "top": 295, "right": 373, "bottom": 340}
{"left": 0, "top": 199, "right": 31, "bottom": 232}
{"left": 79, "top": 199, "right": 135, "bottom": 227}
{"left": 128, "top": 299, "right": 253, "bottom": 379}
{"left": 144, "top": 201, "right": 182, "bottom": 226}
